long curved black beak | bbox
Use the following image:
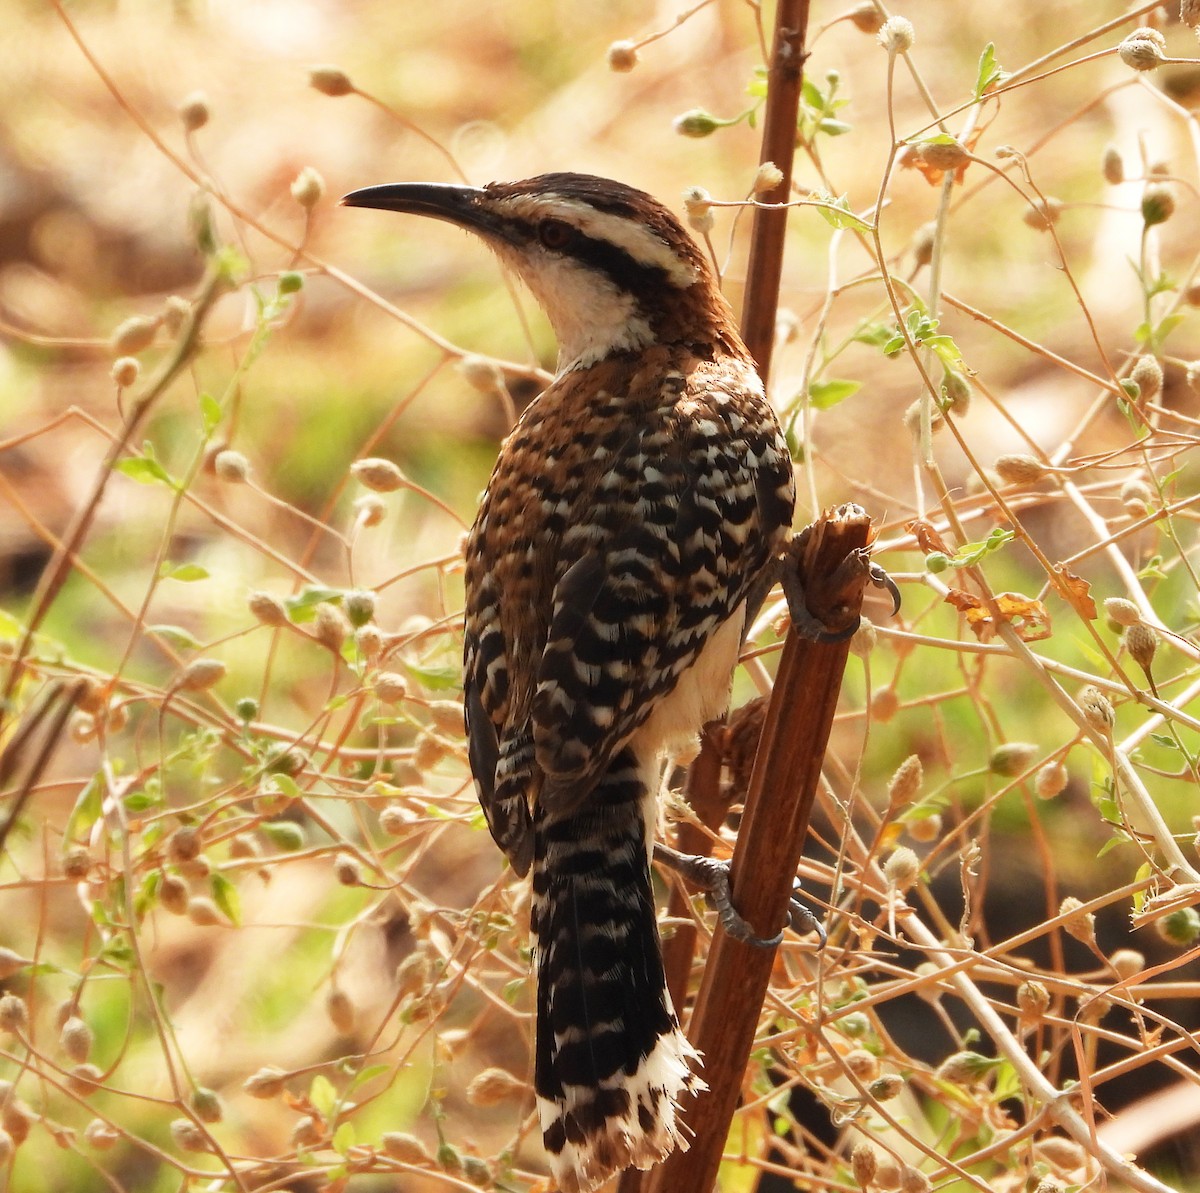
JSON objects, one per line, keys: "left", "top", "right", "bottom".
{"left": 341, "top": 182, "right": 495, "bottom": 235}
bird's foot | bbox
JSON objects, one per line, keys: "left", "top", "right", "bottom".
{"left": 653, "top": 843, "right": 825, "bottom": 948}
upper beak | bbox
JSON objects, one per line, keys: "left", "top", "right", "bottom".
{"left": 341, "top": 182, "right": 497, "bottom": 235}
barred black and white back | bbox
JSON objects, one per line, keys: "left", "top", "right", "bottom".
{"left": 343, "top": 172, "right": 796, "bottom": 1191}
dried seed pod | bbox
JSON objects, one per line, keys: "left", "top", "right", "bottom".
{"left": 466, "top": 1067, "right": 526, "bottom": 1106}
{"left": 170, "top": 1117, "right": 209, "bottom": 1153}
{"left": 877, "top": 15, "right": 914, "bottom": 53}
{"left": 351, "top": 457, "right": 405, "bottom": 492}
{"left": 989, "top": 742, "right": 1038, "bottom": 776}
{"left": 883, "top": 846, "right": 920, "bottom": 891}
{"left": 886, "top": 754, "right": 923, "bottom": 808}
{"left": 606, "top": 40, "right": 638, "bottom": 71}
{"left": 0, "top": 994, "right": 28, "bottom": 1035}
{"left": 178, "top": 659, "right": 227, "bottom": 691}
{"left": 1059, "top": 896, "right": 1096, "bottom": 946}
{"left": 244, "top": 1066, "right": 288, "bottom": 1098}
{"left": 191, "top": 1087, "right": 223, "bottom": 1124}
{"left": 309, "top": 65, "right": 354, "bottom": 96}
{"left": 848, "top": 2, "right": 885, "bottom": 33}
{"left": 1103, "top": 597, "right": 1142, "bottom": 627}
{"left": 290, "top": 166, "right": 325, "bottom": 209}
{"left": 1034, "top": 760, "right": 1069, "bottom": 800}
{"left": 84, "top": 1119, "right": 120, "bottom": 1150}
{"left": 60, "top": 1016, "right": 93, "bottom": 1063}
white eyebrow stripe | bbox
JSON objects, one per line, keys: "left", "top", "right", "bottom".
{"left": 495, "top": 194, "right": 700, "bottom": 288}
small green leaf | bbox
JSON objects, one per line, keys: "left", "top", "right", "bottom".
{"left": 65, "top": 775, "right": 104, "bottom": 844}
{"left": 818, "top": 118, "right": 852, "bottom": 137}
{"left": 199, "top": 392, "right": 222, "bottom": 433}
{"left": 210, "top": 873, "right": 242, "bottom": 925}
{"left": 808, "top": 378, "right": 862, "bottom": 409}
{"left": 852, "top": 323, "right": 893, "bottom": 348}
{"left": 1148, "top": 733, "right": 1179, "bottom": 750}
{"left": 147, "top": 624, "right": 202, "bottom": 649}
{"left": 403, "top": 662, "right": 461, "bottom": 691}
{"left": 159, "top": 562, "right": 210, "bottom": 583}
{"left": 116, "top": 456, "right": 176, "bottom": 488}
{"left": 347, "top": 1064, "right": 390, "bottom": 1090}
{"left": 260, "top": 819, "right": 305, "bottom": 851}
{"left": 974, "top": 42, "right": 1004, "bottom": 99}
{"left": 284, "top": 585, "right": 344, "bottom": 623}
{"left": 123, "top": 790, "right": 161, "bottom": 813}
{"left": 332, "top": 1121, "right": 356, "bottom": 1155}
{"left": 308, "top": 1073, "right": 337, "bottom": 1118}
{"left": 814, "top": 193, "right": 869, "bottom": 230}
{"left": 0, "top": 608, "right": 22, "bottom": 640}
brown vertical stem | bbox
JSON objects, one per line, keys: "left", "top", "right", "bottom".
{"left": 740, "top": 0, "right": 810, "bottom": 376}
{"left": 647, "top": 508, "right": 871, "bottom": 1193}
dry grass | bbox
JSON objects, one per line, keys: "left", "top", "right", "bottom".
{"left": 1, "top": 1, "right": 1200, "bottom": 1191}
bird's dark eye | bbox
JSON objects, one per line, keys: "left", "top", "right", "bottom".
{"left": 538, "top": 219, "right": 572, "bottom": 250}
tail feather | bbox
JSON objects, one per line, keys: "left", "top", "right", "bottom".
{"left": 531, "top": 747, "right": 704, "bottom": 1193}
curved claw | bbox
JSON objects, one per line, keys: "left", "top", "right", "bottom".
{"left": 869, "top": 560, "right": 902, "bottom": 616}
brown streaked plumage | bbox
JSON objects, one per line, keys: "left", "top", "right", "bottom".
{"left": 344, "top": 173, "right": 796, "bottom": 1193}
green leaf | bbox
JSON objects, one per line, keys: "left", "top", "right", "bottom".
{"left": 852, "top": 323, "right": 893, "bottom": 348}
{"left": 308, "top": 1074, "right": 337, "bottom": 1118}
{"left": 199, "top": 392, "right": 222, "bottom": 433}
{"left": 123, "top": 790, "right": 161, "bottom": 813}
{"left": 0, "top": 608, "right": 22, "bottom": 640}
{"left": 260, "top": 819, "right": 305, "bottom": 851}
{"left": 403, "top": 662, "right": 461, "bottom": 691}
{"left": 159, "top": 562, "right": 210, "bottom": 583}
{"left": 65, "top": 774, "right": 104, "bottom": 844}
{"left": 284, "top": 585, "right": 344, "bottom": 623}
{"left": 974, "top": 42, "right": 1004, "bottom": 99}
{"left": 332, "top": 1122, "right": 356, "bottom": 1156}
{"left": 814, "top": 193, "right": 869, "bottom": 231}
{"left": 347, "top": 1064, "right": 390, "bottom": 1090}
{"left": 210, "top": 873, "right": 242, "bottom": 926}
{"left": 808, "top": 378, "right": 862, "bottom": 409}
{"left": 116, "top": 455, "right": 176, "bottom": 488}
{"left": 818, "top": 118, "right": 852, "bottom": 137}
{"left": 146, "top": 623, "right": 202, "bottom": 649}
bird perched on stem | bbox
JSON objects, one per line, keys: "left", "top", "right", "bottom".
{"left": 344, "top": 172, "right": 797, "bottom": 1193}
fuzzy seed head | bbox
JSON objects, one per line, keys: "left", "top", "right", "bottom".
{"left": 248, "top": 590, "right": 289, "bottom": 627}
{"left": 68, "top": 1063, "right": 104, "bottom": 1096}
{"left": 1156, "top": 905, "right": 1200, "bottom": 946}
{"left": 309, "top": 65, "right": 353, "bottom": 96}
{"left": 1017, "top": 979, "right": 1051, "bottom": 1017}
{"left": 1059, "top": 896, "right": 1096, "bottom": 945}
{"left": 351, "top": 456, "right": 405, "bottom": 492}
{"left": 379, "top": 803, "right": 411, "bottom": 836}
{"left": 607, "top": 40, "right": 639, "bottom": 71}
{"left": 1130, "top": 355, "right": 1163, "bottom": 401}
{"left": 110, "top": 356, "right": 139, "bottom": 388}
{"left": 395, "top": 950, "right": 433, "bottom": 999}
{"left": 355, "top": 625, "right": 383, "bottom": 662}
{"left": 1109, "top": 948, "right": 1144, "bottom": 980}
{"left": 290, "top": 166, "right": 325, "bottom": 209}
{"left": 753, "top": 161, "right": 785, "bottom": 194}
{"left": 162, "top": 294, "right": 191, "bottom": 333}
{"left": 1125, "top": 621, "right": 1157, "bottom": 671}
{"left": 851, "top": 1142, "right": 878, "bottom": 1187}
{"left": 1119, "top": 475, "right": 1154, "bottom": 515}
{"left": 111, "top": 314, "right": 160, "bottom": 356}
{"left": 168, "top": 825, "right": 201, "bottom": 864}
{"left": 1078, "top": 685, "right": 1115, "bottom": 733}
{"left": 1034, "top": 760, "right": 1069, "bottom": 800}
{"left": 994, "top": 453, "right": 1047, "bottom": 485}
{"left": 382, "top": 1131, "right": 432, "bottom": 1163}
{"left": 314, "top": 602, "right": 350, "bottom": 652}
{"left": 674, "top": 109, "right": 721, "bottom": 138}
{"left": 457, "top": 353, "right": 507, "bottom": 394}
{"left": 334, "top": 853, "right": 362, "bottom": 886}
{"left": 179, "top": 658, "right": 226, "bottom": 692}
{"left": 63, "top": 845, "right": 91, "bottom": 881}
{"left": 887, "top": 754, "right": 923, "bottom": 808}
{"left": 84, "top": 1119, "right": 120, "bottom": 1150}
{"left": 1118, "top": 27, "right": 1166, "bottom": 70}
{"left": 916, "top": 138, "right": 968, "bottom": 171}
{"left": 1102, "top": 145, "right": 1125, "bottom": 184}
{"left": 190, "top": 1086, "right": 223, "bottom": 1124}
{"left": 883, "top": 845, "right": 920, "bottom": 891}
{"left": 244, "top": 1066, "right": 288, "bottom": 1098}
{"left": 171, "top": 1117, "right": 208, "bottom": 1153}
{"left": 989, "top": 741, "right": 1038, "bottom": 777}
{"left": 343, "top": 588, "right": 376, "bottom": 627}
{"left": 326, "top": 985, "right": 355, "bottom": 1034}
{"left": 179, "top": 91, "right": 210, "bottom": 132}
{"left": 682, "top": 186, "right": 715, "bottom": 234}
{"left": 871, "top": 685, "right": 899, "bottom": 722}
{"left": 877, "top": 15, "right": 914, "bottom": 53}
{"left": 186, "top": 896, "right": 222, "bottom": 926}
{"left": 1142, "top": 182, "right": 1175, "bottom": 226}
{"left": 1184, "top": 0, "right": 1200, "bottom": 28}
{"left": 213, "top": 449, "right": 250, "bottom": 483}
{"left": 1023, "top": 197, "right": 1063, "bottom": 230}
{"left": 935, "top": 1049, "right": 993, "bottom": 1085}
{"left": 849, "top": 2, "right": 885, "bottom": 33}
{"left": 906, "top": 812, "right": 941, "bottom": 844}
{"left": 1104, "top": 596, "right": 1142, "bottom": 627}
{"left": 0, "top": 995, "right": 28, "bottom": 1035}
{"left": 466, "top": 1066, "right": 525, "bottom": 1107}
{"left": 234, "top": 697, "right": 259, "bottom": 723}
{"left": 60, "top": 1015, "right": 93, "bottom": 1063}
{"left": 160, "top": 873, "right": 189, "bottom": 914}
{"left": 849, "top": 616, "right": 877, "bottom": 658}
{"left": 899, "top": 1165, "right": 932, "bottom": 1193}
{"left": 374, "top": 671, "right": 408, "bottom": 704}
{"left": 869, "top": 1074, "right": 903, "bottom": 1101}
{"left": 911, "top": 221, "right": 937, "bottom": 268}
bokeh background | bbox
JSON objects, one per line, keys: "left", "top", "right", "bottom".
{"left": 2, "top": 1, "right": 1200, "bottom": 1190}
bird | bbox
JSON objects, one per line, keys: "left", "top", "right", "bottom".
{"left": 344, "top": 172, "right": 797, "bottom": 1192}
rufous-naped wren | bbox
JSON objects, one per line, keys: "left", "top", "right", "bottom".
{"left": 345, "top": 173, "right": 796, "bottom": 1192}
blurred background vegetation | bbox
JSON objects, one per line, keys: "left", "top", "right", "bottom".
{"left": 1, "top": 0, "right": 1200, "bottom": 1190}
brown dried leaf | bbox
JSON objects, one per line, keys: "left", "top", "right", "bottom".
{"left": 945, "top": 589, "right": 1051, "bottom": 642}
{"left": 908, "top": 518, "right": 951, "bottom": 555}
{"left": 1053, "top": 564, "right": 1097, "bottom": 620}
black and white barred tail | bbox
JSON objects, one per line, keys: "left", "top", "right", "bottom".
{"left": 531, "top": 746, "right": 704, "bottom": 1193}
